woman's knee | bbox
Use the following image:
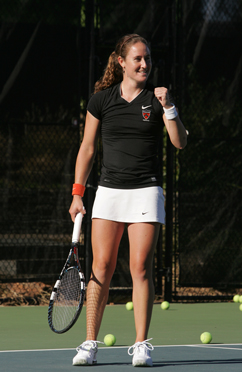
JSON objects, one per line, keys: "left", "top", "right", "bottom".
{"left": 130, "top": 260, "right": 153, "bottom": 281}
{"left": 92, "top": 258, "right": 116, "bottom": 281}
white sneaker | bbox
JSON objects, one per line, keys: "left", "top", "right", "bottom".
{"left": 128, "top": 338, "right": 154, "bottom": 367}
{"left": 72, "top": 340, "right": 100, "bottom": 365}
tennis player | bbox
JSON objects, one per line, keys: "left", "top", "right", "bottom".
{"left": 69, "top": 34, "right": 187, "bottom": 367}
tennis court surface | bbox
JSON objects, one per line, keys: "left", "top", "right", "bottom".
{"left": 1, "top": 303, "right": 242, "bottom": 371}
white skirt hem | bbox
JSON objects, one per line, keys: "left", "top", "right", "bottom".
{"left": 91, "top": 186, "right": 166, "bottom": 224}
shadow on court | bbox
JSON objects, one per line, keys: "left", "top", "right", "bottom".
{"left": 2, "top": 304, "right": 242, "bottom": 371}
{"left": 2, "top": 346, "right": 242, "bottom": 372}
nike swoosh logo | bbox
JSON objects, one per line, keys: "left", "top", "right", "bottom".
{"left": 142, "top": 105, "right": 152, "bottom": 109}
{"left": 142, "top": 212, "right": 148, "bottom": 215}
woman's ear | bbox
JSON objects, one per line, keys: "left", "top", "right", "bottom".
{"left": 118, "top": 55, "right": 125, "bottom": 69}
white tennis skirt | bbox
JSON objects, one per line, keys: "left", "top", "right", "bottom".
{"left": 91, "top": 186, "right": 165, "bottom": 224}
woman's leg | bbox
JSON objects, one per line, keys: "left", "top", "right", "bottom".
{"left": 86, "top": 218, "right": 125, "bottom": 340}
{"left": 128, "top": 222, "right": 160, "bottom": 342}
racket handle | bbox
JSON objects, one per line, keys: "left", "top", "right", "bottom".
{"left": 72, "top": 213, "right": 83, "bottom": 243}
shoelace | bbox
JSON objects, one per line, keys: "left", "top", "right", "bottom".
{"left": 76, "top": 340, "right": 103, "bottom": 352}
{"left": 128, "top": 338, "right": 154, "bottom": 356}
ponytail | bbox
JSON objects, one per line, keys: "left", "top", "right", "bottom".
{"left": 94, "top": 51, "right": 123, "bottom": 93}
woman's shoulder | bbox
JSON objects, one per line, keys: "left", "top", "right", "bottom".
{"left": 91, "top": 84, "right": 120, "bottom": 104}
{"left": 143, "top": 82, "right": 158, "bottom": 101}
{"left": 87, "top": 84, "right": 120, "bottom": 117}
{"left": 92, "top": 84, "right": 119, "bottom": 98}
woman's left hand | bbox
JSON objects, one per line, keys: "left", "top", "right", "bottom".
{"left": 154, "top": 87, "right": 172, "bottom": 109}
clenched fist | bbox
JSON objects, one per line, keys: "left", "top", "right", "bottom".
{"left": 154, "top": 87, "right": 172, "bottom": 109}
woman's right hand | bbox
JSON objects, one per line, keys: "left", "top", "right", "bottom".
{"left": 69, "top": 195, "right": 86, "bottom": 223}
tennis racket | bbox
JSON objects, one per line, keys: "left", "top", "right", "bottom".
{"left": 48, "top": 212, "right": 85, "bottom": 334}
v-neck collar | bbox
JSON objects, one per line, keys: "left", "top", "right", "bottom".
{"left": 119, "top": 83, "right": 144, "bottom": 104}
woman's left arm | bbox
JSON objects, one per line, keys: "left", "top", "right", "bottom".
{"left": 154, "top": 87, "right": 187, "bottom": 150}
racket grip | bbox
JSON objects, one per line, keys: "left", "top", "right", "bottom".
{"left": 72, "top": 213, "right": 83, "bottom": 243}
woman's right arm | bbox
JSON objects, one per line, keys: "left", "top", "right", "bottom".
{"left": 69, "top": 111, "right": 100, "bottom": 222}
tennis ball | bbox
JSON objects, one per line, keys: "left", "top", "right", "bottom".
{"left": 126, "top": 301, "right": 133, "bottom": 311}
{"left": 233, "top": 294, "right": 240, "bottom": 303}
{"left": 104, "top": 334, "right": 116, "bottom": 346}
{"left": 239, "top": 295, "right": 242, "bottom": 303}
{"left": 161, "top": 301, "right": 170, "bottom": 310}
{"left": 200, "top": 332, "right": 212, "bottom": 344}
{"left": 239, "top": 304, "right": 242, "bottom": 311}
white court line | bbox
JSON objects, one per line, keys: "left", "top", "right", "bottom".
{"left": 1, "top": 344, "right": 242, "bottom": 353}
{"left": 0, "top": 346, "right": 131, "bottom": 353}
{"left": 188, "top": 344, "right": 242, "bottom": 351}
{"left": 0, "top": 348, "right": 75, "bottom": 353}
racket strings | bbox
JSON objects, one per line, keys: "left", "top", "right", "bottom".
{"left": 52, "top": 268, "right": 82, "bottom": 331}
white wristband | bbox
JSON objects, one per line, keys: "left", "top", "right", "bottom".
{"left": 163, "top": 104, "right": 178, "bottom": 120}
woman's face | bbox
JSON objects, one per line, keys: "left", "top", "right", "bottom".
{"left": 119, "top": 41, "right": 152, "bottom": 85}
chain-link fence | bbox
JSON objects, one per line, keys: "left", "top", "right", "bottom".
{"left": 0, "top": 0, "right": 82, "bottom": 304}
{"left": 0, "top": 123, "right": 80, "bottom": 304}
{"left": 175, "top": 0, "right": 242, "bottom": 301}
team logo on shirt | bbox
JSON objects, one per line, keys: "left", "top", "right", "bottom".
{"left": 142, "top": 105, "right": 152, "bottom": 121}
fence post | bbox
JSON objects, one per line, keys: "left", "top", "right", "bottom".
{"left": 164, "top": 0, "right": 176, "bottom": 302}
{"left": 164, "top": 135, "right": 173, "bottom": 302}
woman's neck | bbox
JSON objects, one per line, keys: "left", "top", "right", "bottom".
{"left": 120, "top": 81, "right": 145, "bottom": 103}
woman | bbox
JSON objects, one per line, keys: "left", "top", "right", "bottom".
{"left": 69, "top": 34, "right": 187, "bottom": 367}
